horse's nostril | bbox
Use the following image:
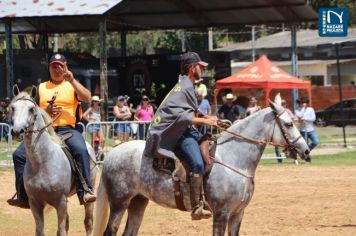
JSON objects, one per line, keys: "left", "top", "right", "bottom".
{"left": 305, "top": 149, "right": 310, "bottom": 155}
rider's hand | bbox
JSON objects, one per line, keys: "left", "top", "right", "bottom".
{"left": 205, "top": 116, "right": 218, "bottom": 127}
{"left": 62, "top": 65, "right": 74, "bottom": 83}
{"left": 46, "top": 104, "right": 62, "bottom": 117}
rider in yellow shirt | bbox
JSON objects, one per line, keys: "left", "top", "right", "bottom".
{"left": 8, "top": 54, "right": 96, "bottom": 208}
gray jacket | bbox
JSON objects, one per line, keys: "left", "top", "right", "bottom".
{"left": 144, "top": 75, "right": 198, "bottom": 159}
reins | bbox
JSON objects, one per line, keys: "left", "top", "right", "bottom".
{"left": 211, "top": 109, "right": 302, "bottom": 179}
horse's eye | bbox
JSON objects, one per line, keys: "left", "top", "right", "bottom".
{"left": 285, "top": 122, "right": 293, "bottom": 128}
{"left": 29, "top": 107, "right": 35, "bottom": 113}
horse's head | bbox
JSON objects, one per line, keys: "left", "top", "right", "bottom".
{"left": 9, "top": 85, "right": 38, "bottom": 138}
{"left": 269, "top": 94, "right": 310, "bottom": 160}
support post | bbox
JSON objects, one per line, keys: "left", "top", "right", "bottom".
{"left": 121, "top": 31, "right": 127, "bottom": 57}
{"left": 334, "top": 43, "right": 347, "bottom": 147}
{"left": 5, "top": 21, "right": 14, "bottom": 98}
{"left": 99, "top": 19, "right": 108, "bottom": 121}
{"left": 291, "top": 24, "right": 298, "bottom": 111}
{"left": 251, "top": 26, "right": 256, "bottom": 62}
{"left": 208, "top": 27, "right": 213, "bottom": 51}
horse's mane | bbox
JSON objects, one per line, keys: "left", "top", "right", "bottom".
{"left": 38, "top": 109, "right": 62, "bottom": 144}
{"left": 10, "top": 91, "right": 62, "bottom": 145}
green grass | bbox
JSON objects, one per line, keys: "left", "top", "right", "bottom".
{"left": 261, "top": 150, "right": 356, "bottom": 166}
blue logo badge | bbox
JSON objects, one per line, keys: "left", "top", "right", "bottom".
{"left": 319, "top": 8, "right": 348, "bottom": 37}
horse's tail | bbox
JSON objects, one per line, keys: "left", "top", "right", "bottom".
{"left": 93, "top": 177, "right": 109, "bottom": 236}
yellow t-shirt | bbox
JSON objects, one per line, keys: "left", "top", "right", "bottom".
{"left": 39, "top": 81, "right": 78, "bottom": 127}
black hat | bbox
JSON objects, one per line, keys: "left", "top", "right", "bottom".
{"left": 181, "top": 52, "right": 208, "bottom": 68}
{"left": 297, "top": 97, "right": 309, "bottom": 104}
{"left": 49, "top": 53, "right": 66, "bottom": 66}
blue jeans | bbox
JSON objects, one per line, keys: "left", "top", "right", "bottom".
{"left": 177, "top": 127, "right": 204, "bottom": 174}
{"left": 300, "top": 130, "right": 319, "bottom": 151}
{"left": 137, "top": 123, "right": 149, "bottom": 140}
{"left": 13, "top": 126, "right": 93, "bottom": 200}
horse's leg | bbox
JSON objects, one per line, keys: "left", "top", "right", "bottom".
{"left": 228, "top": 209, "right": 245, "bottom": 236}
{"left": 122, "top": 195, "right": 149, "bottom": 236}
{"left": 56, "top": 196, "right": 68, "bottom": 236}
{"left": 103, "top": 201, "right": 130, "bottom": 236}
{"left": 213, "top": 209, "right": 230, "bottom": 236}
{"left": 84, "top": 201, "right": 95, "bottom": 235}
{"left": 29, "top": 200, "right": 45, "bottom": 236}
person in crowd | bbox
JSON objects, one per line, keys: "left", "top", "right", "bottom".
{"left": 0, "top": 97, "right": 10, "bottom": 141}
{"left": 196, "top": 91, "right": 212, "bottom": 133}
{"left": 245, "top": 96, "right": 261, "bottom": 116}
{"left": 145, "top": 52, "right": 218, "bottom": 220}
{"left": 134, "top": 95, "right": 154, "bottom": 140}
{"left": 83, "top": 95, "right": 105, "bottom": 148}
{"left": 275, "top": 99, "right": 297, "bottom": 163}
{"left": 8, "top": 53, "right": 96, "bottom": 208}
{"left": 93, "top": 136, "right": 104, "bottom": 161}
{"left": 195, "top": 78, "right": 208, "bottom": 98}
{"left": 114, "top": 95, "right": 132, "bottom": 143}
{"left": 197, "top": 91, "right": 211, "bottom": 116}
{"left": 295, "top": 96, "right": 318, "bottom": 163}
{"left": 217, "top": 93, "right": 240, "bottom": 123}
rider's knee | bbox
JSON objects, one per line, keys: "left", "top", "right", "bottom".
{"left": 191, "top": 162, "right": 204, "bottom": 174}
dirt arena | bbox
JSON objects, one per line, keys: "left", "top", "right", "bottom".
{"left": 1, "top": 164, "right": 356, "bottom": 236}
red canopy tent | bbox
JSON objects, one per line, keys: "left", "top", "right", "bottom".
{"left": 214, "top": 55, "right": 311, "bottom": 106}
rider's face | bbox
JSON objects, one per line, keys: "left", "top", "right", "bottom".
{"left": 49, "top": 63, "right": 65, "bottom": 82}
{"left": 192, "top": 64, "right": 203, "bottom": 81}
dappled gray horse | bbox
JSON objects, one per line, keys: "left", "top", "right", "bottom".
{"left": 94, "top": 94, "right": 310, "bottom": 236}
{"left": 9, "top": 88, "right": 96, "bottom": 236}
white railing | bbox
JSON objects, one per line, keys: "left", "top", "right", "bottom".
{"left": 0, "top": 123, "right": 13, "bottom": 167}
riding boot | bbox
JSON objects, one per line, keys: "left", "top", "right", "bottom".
{"left": 190, "top": 173, "right": 212, "bottom": 220}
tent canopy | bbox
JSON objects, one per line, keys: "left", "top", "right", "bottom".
{"left": 215, "top": 55, "right": 311, "bottom": 106}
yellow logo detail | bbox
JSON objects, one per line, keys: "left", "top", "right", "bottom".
{"left": 174, "top": 85, "right": 181, "bottom": 92}
{"left": 154, "top": 116, "right": 161, "bottom": 124}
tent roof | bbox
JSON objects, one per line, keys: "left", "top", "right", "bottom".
{"left": 0, "top": 0, "right": 317, "bottom": 33}
{"left": 216, "top": 55, "right": 311, "bottom": 89}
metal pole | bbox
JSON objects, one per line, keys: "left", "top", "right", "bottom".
{"left": 208, "top": 27, "right": 213, "bottom": 51}
{"left": 5, "top": 21, "right": 14, "bottom": 99}
{"left": 181, "top": 30, "right": 186, "bottom": 52}
{"left": 291, "top": 24, "right": 298, "bottom": 111}
{"left": 251, "top": 26, "right": 255, "bottom": 62}
{"left": 334, "top": 44, "right": 347, "bottom": 147}
{"left": 99, "top": 19, "right": 108, "bottom": 121}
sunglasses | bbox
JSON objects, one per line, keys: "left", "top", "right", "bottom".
{"left": 142, "top": 99, "right": 149, "bottom": 101}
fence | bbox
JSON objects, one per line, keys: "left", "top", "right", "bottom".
{"left": 0, "top": 123, "right": 12, "bottom": 167}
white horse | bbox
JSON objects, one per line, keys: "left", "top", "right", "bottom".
{"left": 94, "top": 94, "right": 310, "bottom": 236}
{"left": 9, "top": 86, "right": 97, "bottom": 236}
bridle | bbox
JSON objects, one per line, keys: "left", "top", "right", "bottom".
{"left": 11, "top": 96, "right": 60, "bottom": 140}
{"left": 213, "top": 108, "right": 302, "bottom": 180}
{"left": 217, "top": 109, "right": 302, "bottom": 151}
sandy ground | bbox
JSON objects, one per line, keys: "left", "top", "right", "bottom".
{"left": 1, "top": 164, "right": 356, "bottom": 236}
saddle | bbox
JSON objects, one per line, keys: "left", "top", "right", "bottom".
{"left": 152, "top": 134, "right": 217, "bottom": 211}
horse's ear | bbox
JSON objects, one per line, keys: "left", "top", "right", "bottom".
{"left": 13, "top": 84, "right": 20, "bottom": 97}
{"left": 274, "top": 93, "right": 282, "bottom": 106}
{"left": 30, "top": 86, "right": 37, "bottom": 99}
{"left": 269, "top": 99, "right": 277, "bottom": 112}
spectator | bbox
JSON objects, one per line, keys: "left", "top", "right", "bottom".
{"left": 245, "top": 96, "right": 261, "bottom": 116}
{"left": 134, "top": 95, "right": 154, "bottom": 140}
{"left": 217, "top": 93, "right": 240, "bottom": 123}
{"left": 196, "top": 91, "right": 211, "bottom": 133}
{"left": 195, "top": 78, "right": 208, "bottom": 98}
{"left": 197, "top": 91, "right": 211, "bottom": 116}
{"left": 93, "top": 136, "right": 104, "bottom": 161}
{"left": 114, "top": 95, "right": 132, "bottom": 143}
{"left": 295, "top": 96, "right": 318, "bottom": 163}
{"left": 0, "top": 97, "right": 10, "bottom": 141}
{"left": 83, "top": 96, "right": 105, "bottom": 148}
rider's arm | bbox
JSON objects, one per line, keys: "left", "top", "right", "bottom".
{"left": 192, "top": 116, "right": 218, "bottom": 127}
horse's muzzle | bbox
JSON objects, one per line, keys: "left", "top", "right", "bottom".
{"left": 302, "top": 149, "right": 310, "bottom": 160}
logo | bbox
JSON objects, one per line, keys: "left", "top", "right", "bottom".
{"left": 250, "top": 66, "right": 258, "bottom": 73}
{"left": 271, "top": 66, "right": 279, "bottom": 73}
{"left": 319, "top": 8, "right": 348, "bottom": 37}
